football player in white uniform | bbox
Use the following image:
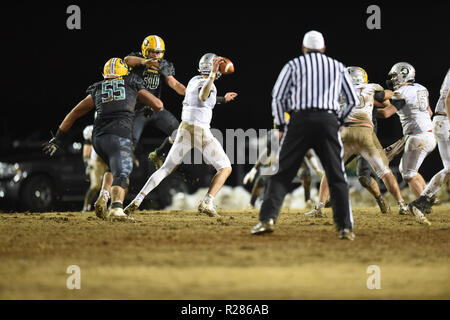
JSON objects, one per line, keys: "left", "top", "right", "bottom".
{"left": 377, "top": 62, "right": 436, "bottom": 209}
{"left": 307, "top": 67, "right": 411, "bottom": 217}
{"left": 409, "top": 68, "right": 450, "bottom": 215}
{"left": 124, "top": 53, "right": 236, "bottom": 217}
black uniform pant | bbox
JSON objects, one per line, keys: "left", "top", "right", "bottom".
{"left": 132, "top": 108, "right": 180, "bottom": 147}
{"left": 259, "top": 110, "right": 353, "bottom": 231}
{"left": 92, "top": 134, "right": 133, "bottom": 189}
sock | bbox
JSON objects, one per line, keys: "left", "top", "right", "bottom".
{"left": 110, "top": 201, "right": 123, "bottom": 209}
{"left": 203, "top": 193, "right": 214, "bottom": 205}
{"left": 100, "top": 190, "right": 110, "bottom": 199}
{"left": 134, "top": 193, "right": 145, "bottom": 205}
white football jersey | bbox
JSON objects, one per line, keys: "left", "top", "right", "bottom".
{"left": 181, "top": 75, "right": 217, "bottom": 128}
{"left": 394, "top": 83, "right": 432, "bottom": 135}
{"left": 435, "top": 68, "right": 450, "bottom": 114}
{"left": 346, "top": 83, "right": 383, "bottom": 125}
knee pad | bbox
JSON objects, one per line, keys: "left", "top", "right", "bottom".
{"left": 112, "top": 173, "right": 129, "bottom": 189}
{"left": 358, "top": 175, "right": 373, "bottom": 188}
{"left": 402, "top": 170, "right": 418, "bottom": 181}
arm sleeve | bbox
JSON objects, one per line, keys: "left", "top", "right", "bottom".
{"left": 216, "top": 96, "right": 226, "bottom": 104}
{"left": 159, "top": 59, "right": 176, "bottom": 78}
{"left": 129, "top": 73, "right": 146, "bottom": 92}
{"left": 374, "top": 90, "right": 386, "bottom": 102}
{"left": 272, "top": 62, "right": 293, "bottom": 127}
{"left": 339, "top": 66, "right": 360, "bottom": 122}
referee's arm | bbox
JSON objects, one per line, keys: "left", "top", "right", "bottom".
{"left": 271, "top": 63, "right": 293, "bottom": 129}
{"left": 338, "top": 68, "right": 360, "bottom": 123}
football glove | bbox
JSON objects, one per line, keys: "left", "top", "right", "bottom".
{"left": 158, "top": 59, "right": 175, "bottom": 78}
{"left": 243, "top": 167, "right": 258, "bottom": 185}
{"left": 42, "top": 129, "right": 68, "bottom": 156}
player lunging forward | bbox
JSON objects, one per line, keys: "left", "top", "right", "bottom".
{"left": 43, "top": 58, "right": 163, "bottom": 220}
{"left": 124, "top": 54, "right": 236, "bottom": 217}
{"left": 377, "top": 62, "right": 436, "bottom": 205}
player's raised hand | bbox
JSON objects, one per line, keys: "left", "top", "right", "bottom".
{"left": 224, "top": 92, "right": 238, "bottom": 103}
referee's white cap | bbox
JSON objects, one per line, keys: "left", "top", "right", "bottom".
{"left": 302, "top": 30, "right": 325, "bottom": 50}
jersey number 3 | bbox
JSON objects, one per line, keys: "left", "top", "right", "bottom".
{"left": 102, "top": 79, "right": 126, "bottom": 103}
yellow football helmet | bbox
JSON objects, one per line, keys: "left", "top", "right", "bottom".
{"left": 102, "top": 58, "right": 129, "bottom": 79}
{"left": 141, "top": 35, "right": 165, "bottom": 59}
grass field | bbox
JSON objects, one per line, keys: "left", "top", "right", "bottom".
{"left": 0, "top": 205, "right": 449, "bottom": 299}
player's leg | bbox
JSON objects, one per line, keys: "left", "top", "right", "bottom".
{"left": 252, "top": 113, "right": 314, "bottom": 234}
{"left": 298, "top": 163, "right": 312, "bottom": 206}
{"left": 125, "top": 123, "right": 192, "bottom": 214}
{"left": 83, "top": 157, "right": 107, "bottom": 212}
{"left": 410, "top": 117, "right": 450, "bottom": 214}
{"left": 313, "top": 123, "right": 354, "bottom": 234}
{"left": 250, "top": 175, "right": 267, "bottom": 207}
{"left": 148, "top": 109, "right": 180, "bottom": 169}
{"left": 199, "top": 127, "right": 232, "bottom": 217}
{"left": 400, "top": 132, "right": 437, "bottom": 197}
{"left": 360, "top": 130, "right": 407, "bottom": 214}
{"left": 103, "top": 135, "right": 134, "bottom": 220}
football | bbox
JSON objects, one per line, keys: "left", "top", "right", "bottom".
{"left": 219, "top": 57, "right": 234, "bottom": 74}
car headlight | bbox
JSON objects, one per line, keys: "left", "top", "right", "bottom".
{"left": 0, "top": 162, "right": 21, "bottom": 179}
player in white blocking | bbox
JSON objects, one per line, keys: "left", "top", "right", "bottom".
{"left": 377, "top": 62, "right": 436, "bottom": 223}
{"left": 307, "top": 66, "right": 410, "bottom": 217}
{"left": 409, "top": 68, "right": 450, "bottom": 215}
{"left": 124, "top": 53, "right": 236, "bottom": 217}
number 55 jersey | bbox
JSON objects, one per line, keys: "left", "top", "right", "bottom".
{"left": 86, "top": 73, "right": 146, "bottom": 139}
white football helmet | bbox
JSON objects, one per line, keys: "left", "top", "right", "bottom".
{"left": 198, "top": 53, "right": 222, "bottom": 79}
{"left": 347, "top": 66, "right": 368, "bottom": 85}
{"left": 388, "top": 62, "right": 415, "bottom": 89}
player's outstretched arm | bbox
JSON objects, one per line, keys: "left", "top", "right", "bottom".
{"left": 165, "top": 76, "right": 186, "bottom": 96}
{"left": 138, "top": 89, "right": 164, "bottom": 112}
{"left": 59, "top": 95, "right": 95, "bottom": 132}
{"left": 43, "top": 95, "right": 95, "bottom": 156}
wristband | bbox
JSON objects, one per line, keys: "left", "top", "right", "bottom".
{"left": 55, "top": 128, "right": 69, "bottom": 141}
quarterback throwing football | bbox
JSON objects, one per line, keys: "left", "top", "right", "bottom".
{"left": 124, "top": 54, "right": 237, "bottom": 217}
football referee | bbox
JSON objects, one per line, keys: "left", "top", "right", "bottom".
{"left": 251, "top": 30, "right": 360, "bottom": 240}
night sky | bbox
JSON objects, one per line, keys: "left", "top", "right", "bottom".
{"left": 3, "top": 1, "right": 449, "bottom": 179}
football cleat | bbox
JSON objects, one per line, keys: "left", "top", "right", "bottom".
{"left": 198, "top": 201, "right": 221, "bottom": 218}
{"left": 339, "top": 228, "right": 355, "bottom": 241}
{"left": 251, "top": 218, "right": 276, "bottom": 235}
{"left": 94, "top": 192, "right": 109, "bottom": 220}
{"left": 107, "top": 207, "right": 134, "bottom": 222}
{"left": 375, "top": 195, "right": 389, "bottom": 214}
{"left": 304, "top": 202, "right": 326, "bottom": 217}
{"left": 148, "top": 150, "right": 163, "bottom": 170}
{"left": 102, "top": 58, "right": 129, "bottom": 79}
{"left": 124, "top": 199, "right": 141, "bottom": 216}
{"left": 398, "top": 201, "right": 409, "bottom": 215}
{"left": 409, "top": 205, "right": 431, "bottom": 226}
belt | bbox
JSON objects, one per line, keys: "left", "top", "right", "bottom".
{"left": 436, "top": 112, "right": 447, "bottom": 116}
{"left": 296, "top": 109, "right": 336, "bottom": 114}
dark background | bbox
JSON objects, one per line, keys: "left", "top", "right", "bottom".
{"left": 2, "top": 1, "right": 449, "bottom": 180}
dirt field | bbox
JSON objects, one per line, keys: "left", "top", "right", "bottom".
{"left": 0, "top": 205, "right": 449, "bottom": 300}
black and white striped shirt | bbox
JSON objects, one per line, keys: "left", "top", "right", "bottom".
{"left": 272, "top": 52, "right": 359, "bottom": 126}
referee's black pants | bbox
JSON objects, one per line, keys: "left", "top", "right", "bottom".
{"left": 259, "top": 110, "right": 354, "bottom": 231}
